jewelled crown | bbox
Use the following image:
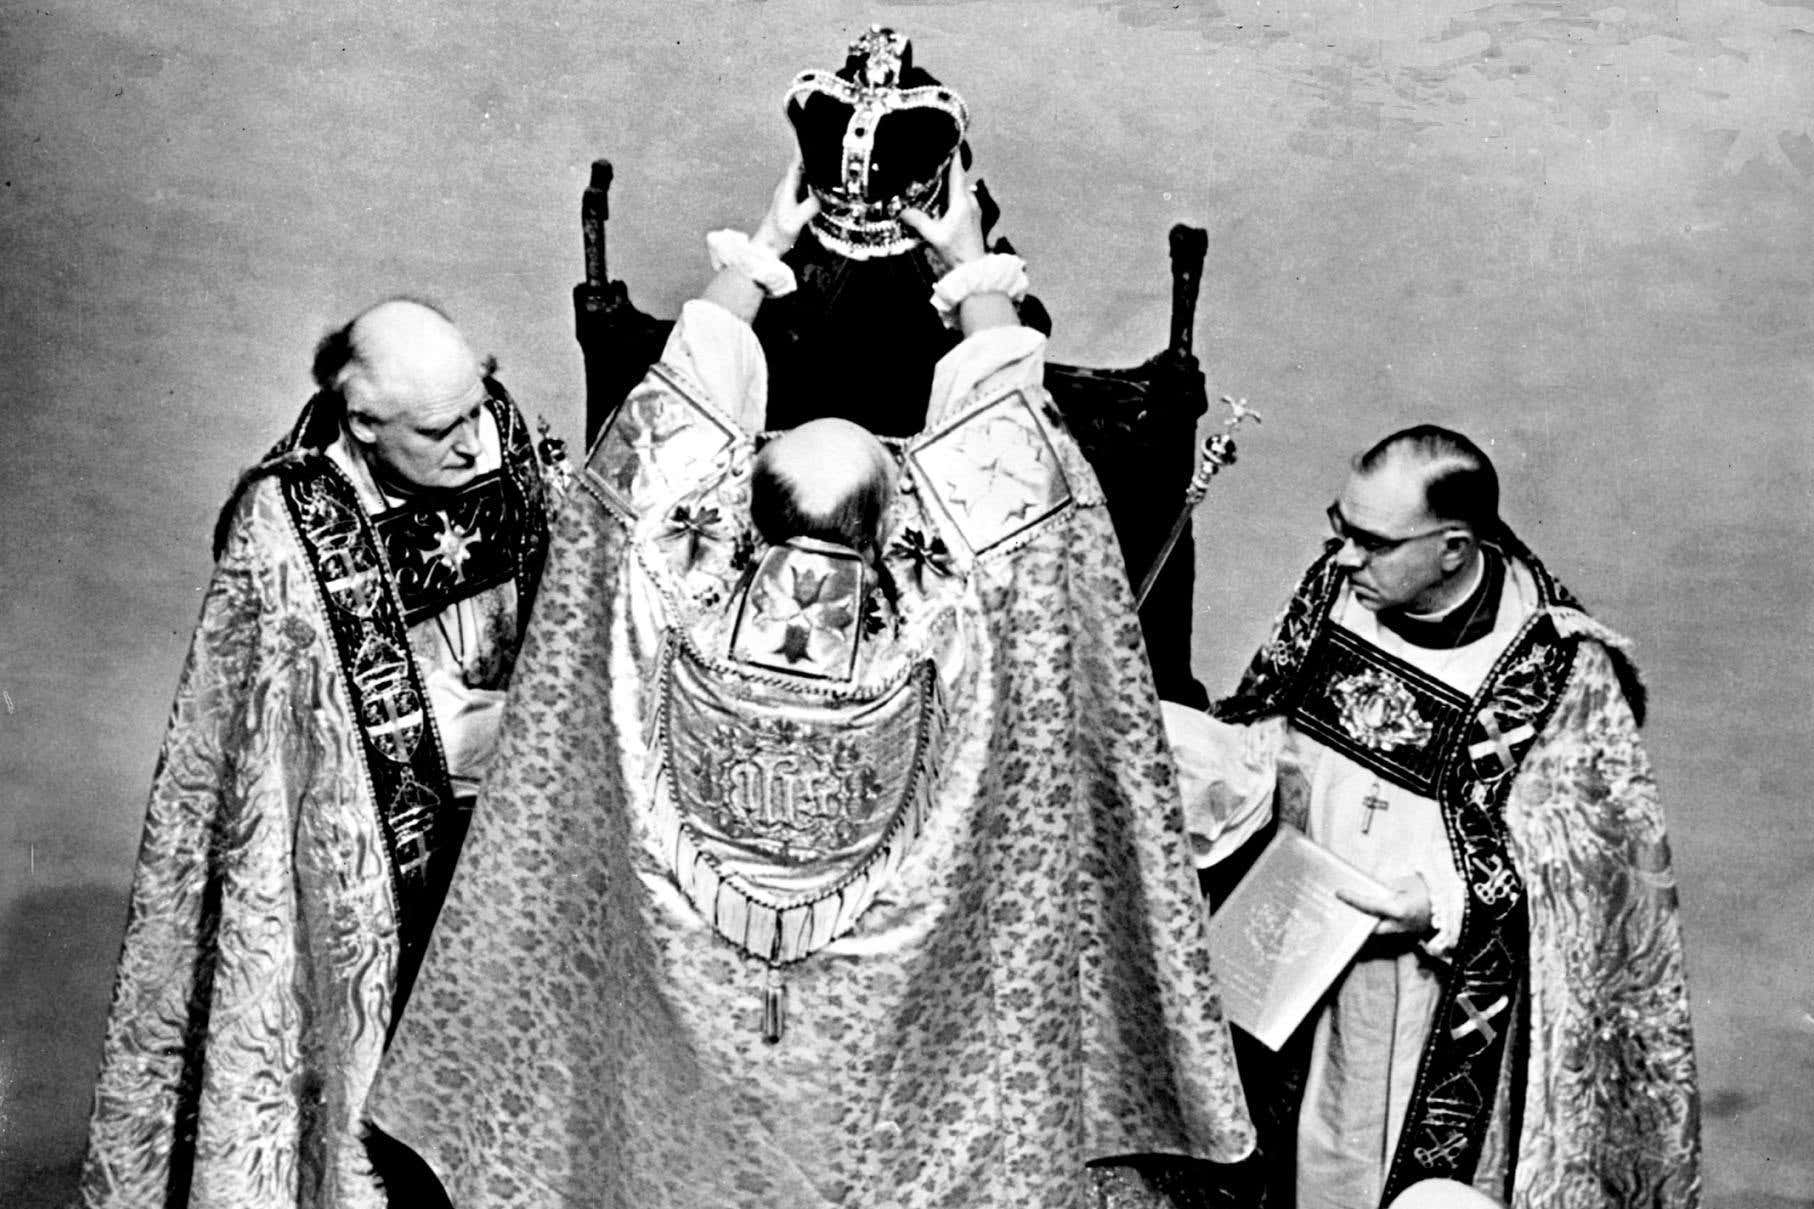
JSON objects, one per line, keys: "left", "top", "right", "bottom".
{"left": 785, "top": 27, "right": 970, "bottom": 260}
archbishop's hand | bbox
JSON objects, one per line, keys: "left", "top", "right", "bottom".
{"left": 755, "top": 158, "right": 820, "bottom": 256}
{"left": 1336, "top": 874, "right": 1435, "bottom": 937}
{"left": 900, "top": 156, "right": 989, "bottom": 273}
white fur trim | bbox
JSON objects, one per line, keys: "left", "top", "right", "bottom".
{"left": 706, "top": 230, "right": 798, "bottom": 298}
{"left": 929, "top": 254, "right": 1029, "bottom": 329}
{"left": 1548, "top": 606, "right": 1634, "bottom": 652}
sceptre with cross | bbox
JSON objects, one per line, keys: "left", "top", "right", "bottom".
{"left": 1133, "top": 395, "right": 1263, "bottom": 610}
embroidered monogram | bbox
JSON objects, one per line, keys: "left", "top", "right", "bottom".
{"left": 1468, "top": 852, "right": 1520, "bottom": 905}
{"left": 1413, "top": 1131, "right": 1472, "bottom": 1170}
{"left": 695, "top": 718, "right": 887, "bottom": 861}
{"left": 656, "top": 651, "right": 946, "bottom": 965}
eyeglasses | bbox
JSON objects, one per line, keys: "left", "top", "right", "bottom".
{"left": 1326, "top": 503, "right": 1451, "bottom": 558}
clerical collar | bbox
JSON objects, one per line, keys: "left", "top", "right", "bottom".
{"left": 1376, "top": 549, "right": 1504, "bottom": 649}
{"left": 340, "top": 432, "right": 467, "bottom": 511}
{"left": 367, "top": 453, "right": 455, "bottom": 507}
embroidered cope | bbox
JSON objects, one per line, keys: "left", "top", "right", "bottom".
{"left": 80, "top": 389, "right": 563, "bottom": 1209}
{"left": 367, "top": 300, "right": 1255, "bottom": 1208}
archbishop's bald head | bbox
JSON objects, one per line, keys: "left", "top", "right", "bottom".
{"left": 314, "top": 297, "right": 486, "bottom": 427}
{"left": 311, "top": 297, "right": 496, "bottom": 492}
{"left": 750, "top": 418, "right": 896, "bottom": 550}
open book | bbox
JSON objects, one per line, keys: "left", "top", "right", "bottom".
{"left": 1205, "top": 828, "right": 1385, "bottom": 1050}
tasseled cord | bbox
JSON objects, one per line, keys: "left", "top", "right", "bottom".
{"left": 762, "top": 965, "right": 786, "bottom": 1044}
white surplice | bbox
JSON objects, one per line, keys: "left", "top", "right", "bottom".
{"left": 1168, "top": 560, "right": 1544, "bottom": 1208}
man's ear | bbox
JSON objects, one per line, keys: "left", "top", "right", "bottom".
{"left": 345, "top": 409, "right": 379, "bottom": 447}
{"left": 1438, "top": 528, "right": 1476, "bottom": 572}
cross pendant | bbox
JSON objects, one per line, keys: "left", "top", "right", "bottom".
{"left": 1360, "top": 784, "right": 1390, "bottom": 835}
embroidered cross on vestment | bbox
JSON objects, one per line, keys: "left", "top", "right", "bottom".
{"left": 1468, "top": 709, "right": 1536, "bottom": 771}
{"left": 1449, "top": 991, "right": 1512, "bottom": 1045}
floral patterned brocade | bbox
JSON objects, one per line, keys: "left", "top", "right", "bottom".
{"left": 81, "top": 483, "right": 401, "bottom": 1209}
{"left": 369, "top": 414, "right": 1254, "bottom": 1206}
{"left": 1503, "top": 642, "right": 1700, "bottom": 1209}
{"left": 80, "top": 390, "right": 561, "bottom": 1209}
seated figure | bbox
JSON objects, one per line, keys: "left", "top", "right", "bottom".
{"left": 757, "top": 25, "right": 1003, "bottom": 438}
{"left": 575, "top": 26, "right": 1216, "bottom": 705}
{"left": 367, "top": 157, "right": 1254, "bottom": 1208}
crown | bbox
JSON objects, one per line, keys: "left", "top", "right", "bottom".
{"left": 785, "top": 27, "right": 969, "bottom": 260}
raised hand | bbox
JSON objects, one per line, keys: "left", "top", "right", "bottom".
{"left": 754, "top": 158, "right": 821, "bottom": 255}
{"left": 900, "top": 155, "right": 988, "bottom": 273}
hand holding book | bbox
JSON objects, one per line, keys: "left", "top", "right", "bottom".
{"left": 1336, "top": 872, "right": 1434, "bottom": 937}
{"left": 1203, "top": 829, "right": 1390, "bottom": 1050}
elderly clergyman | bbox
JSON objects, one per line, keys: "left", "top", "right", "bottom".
{"left": 80, "top": 298, "right": 567, "bottom": 1209}
{"left": 1173, "top": 425, "right": 1700, "bottom": 1209}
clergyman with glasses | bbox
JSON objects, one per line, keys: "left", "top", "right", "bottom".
{"left": 79, "top": 298, "right": 567, "bottom": 1209}
{"left": 1168, "top": 425, "right": 1700, "bottom": 1209}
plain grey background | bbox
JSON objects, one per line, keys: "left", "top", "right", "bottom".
{"left": 1, "top": 0, "right": 1809, "bottom": 1205}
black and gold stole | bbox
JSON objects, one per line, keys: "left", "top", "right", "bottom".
{"left": 277, "top": 391, "right": 551, "bottom": 1017}
{"left": 1217, "top": 542, "right": 1581, "bottom": 1203}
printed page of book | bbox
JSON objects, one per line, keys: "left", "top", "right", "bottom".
{"left": 1204, "top": 828, "right": 1386, "bottom": 1050}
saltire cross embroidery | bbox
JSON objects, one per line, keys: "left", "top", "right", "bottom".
{"left": 1468, "top": 709, "right": 1537, "bottom": 772}
{"left": 1449, "top": 991, "right": 1512, "bottom": 1046}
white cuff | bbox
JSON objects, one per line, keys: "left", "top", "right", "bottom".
{"left": 1163, "top": 706, "right": 1284, "bottom": 870}
{"left": 1413, "top": 834, "right": 1469, "bottom": 957}
{"left": 706, "top": 230, "right": 797, "bottom": 298}
{"left": 929, "top": 254, "right": 1029, "bottom": 329}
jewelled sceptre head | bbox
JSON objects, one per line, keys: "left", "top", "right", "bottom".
{"left": 1133, "top": 395, "right": 1262, "bottom": 610}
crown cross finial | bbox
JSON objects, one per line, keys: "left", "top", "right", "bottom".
{"left": 788, "top": 29, "right": 969, "bottom": 259}
{"left": 851, "top": 26, "right": 907, "bottom": 88}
